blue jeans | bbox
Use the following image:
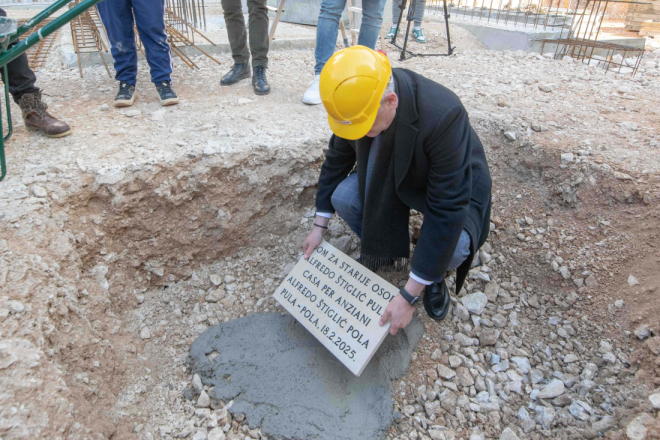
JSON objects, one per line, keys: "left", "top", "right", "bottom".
{"left": 97, "top": 0, "right": 173, "bottom": 84}
{"left": 315, "top": 0, "right": 388, "bottom": 74}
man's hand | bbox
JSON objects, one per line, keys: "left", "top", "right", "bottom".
{"left": 302, "top": 215, "right": 330, "bottom": 259}
{"left": 379, "top": 295, "right": 415, "bottom": 335}
{"left": 302, "top": 228, "right": 324, "bottom": 259}
{"left": 379, "top": 278, "right": 424, "bottom": 335}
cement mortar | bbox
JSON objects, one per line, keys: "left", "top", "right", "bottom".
{"left": 189, "top": 313, "right": 423, "bottom": 440}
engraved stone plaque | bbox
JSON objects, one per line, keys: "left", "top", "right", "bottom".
{"left": 273, "top": 240, "right": 398, "bottom": 376}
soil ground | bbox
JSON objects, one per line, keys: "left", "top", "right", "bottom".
{"left": 0, "top": 16, "right": 659, "bottom": 440}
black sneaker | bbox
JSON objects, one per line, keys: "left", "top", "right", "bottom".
{"left": 156, "top": 81, "right": 179, "bottom": 106}
{"left": 221, "top": 63, "right": 251, "bottom": 86}
{"left": 252, "top": 65, "right": 271, "bottom": 96}
{"left": 114, "top": 82, "right": 136, "bottom": 107}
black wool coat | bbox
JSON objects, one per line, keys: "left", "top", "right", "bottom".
{"left": 316, "top": 68, "right": 492, "bottom": 293}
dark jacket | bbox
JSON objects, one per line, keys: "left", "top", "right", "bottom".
{"left": 316, "top": 68, "right": 492, "bottom": 293}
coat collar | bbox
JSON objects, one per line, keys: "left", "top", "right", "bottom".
{"left": 391, "top": 69, "right": 419, "bottom": 188}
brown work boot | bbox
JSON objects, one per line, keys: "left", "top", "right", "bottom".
{"left": 18, "top": 92, "right": 72, "bottom": 138}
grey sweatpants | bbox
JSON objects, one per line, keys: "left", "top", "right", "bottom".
{"left": 392, "top": 0, "right": 426, "bottom": 28}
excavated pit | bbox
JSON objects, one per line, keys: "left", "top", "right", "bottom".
{"left": 3, "top": 128, "right": 658, "bottom": 440}
{"left": 0, "top": 144, "right": 336, "bottom": 438}
{"left": 1, "top": 42, "right": 660, "bottom": 439}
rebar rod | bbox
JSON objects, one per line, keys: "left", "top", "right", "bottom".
{"left": 591, "top": 0, "right": 607, "bottom": 41}
{"left": 14, "top": 0, "right": 72, "bottom": 39}
{"left": 514, "top": 0, "right": 523, "bottom": 26}
{"left": 552, "top": 0, "right": 561, "bottom": 28}
{"left": 0, "top": 0, "right": 105, "bottom": 69}
{"left": 523, "top": 0, "right": 531, "bottom": 27}
{"left": 557, "top": 0, "right": 577, "bottom": 38}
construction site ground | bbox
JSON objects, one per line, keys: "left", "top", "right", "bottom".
{"left": 1, "top": 18, "right": 660, "bottom": 440}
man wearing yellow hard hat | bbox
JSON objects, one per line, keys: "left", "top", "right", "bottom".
{"left": 302, "top": 46, "right": 492, "bottom": 335}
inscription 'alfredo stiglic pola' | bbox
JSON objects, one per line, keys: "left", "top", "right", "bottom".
{"left": 274, "top": 240, "right": 397, "bottom": 376}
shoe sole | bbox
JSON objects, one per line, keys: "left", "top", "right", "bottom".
{"left": 302, "top": 98, "right": 322, "bottom": 105}
{"left": 26, "top": 126, "right": 72, "bottom": 138}
{"left": 254, "top": 88, "right": 271, "bottom": 96}
{"left": 46, "top": 129, "right": 73, "bottom": 138}
{"left": 114, "top": 93, "right": 136, "bottom": 107}
{"left": 160, "top": 97, "right": 179, "bottom": 106}
{"left": 221, "top": 73, "right": 251, "bottom": 86}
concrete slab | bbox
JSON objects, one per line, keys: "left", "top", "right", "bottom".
{"left": 444, "top": 17, "right": 563, "bottom": 53}
{"left": 189, "top": 313, "right": 423, "bottom": 440}
{"left": 446, "top": 7, "right": 572, "bottom": 28}
{"left": 437, "top": 16, "right": 646, "bottom": 54}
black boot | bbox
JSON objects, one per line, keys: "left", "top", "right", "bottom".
{"left": 423, "top": 279, "right": 451, "bottom": 321}
{"left": 221, "top": 63, "right": 251, "bottom": 86}
{"left": 252, "top": 65, "right": 271, "bottom": 95}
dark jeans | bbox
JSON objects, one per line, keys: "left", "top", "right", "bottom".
{"left": 0, "top": 7, "right": 40, "bottom": 103}
{"left": 221, "top": 0, "right": 269, "bottom": 67}
{"left": 97, "top": 0, "right": 172, "bottom": 84}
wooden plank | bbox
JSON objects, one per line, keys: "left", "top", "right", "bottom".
{"left": 626, "top": 14, "right": 660, "bottom": 20}
{"left": 640, "top": 27, "right": 660, "bottom": 35}
{"left": 268, "top": 0, "right": 285, "bottom": 44}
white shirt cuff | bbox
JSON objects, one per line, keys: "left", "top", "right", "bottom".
{"left": 315, "top": 212, "right": 334, "bottom": 219}
{"left": 409, "top": 271, "right": 433, "bottom": 285}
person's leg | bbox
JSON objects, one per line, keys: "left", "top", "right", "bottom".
{"left": 246, "top": 0, "right": 269, "bottom": 68}
{"left": 386, "top": 0, "right": 402, "bottom": 37}
{"left": 314, "top": 0, "right": 347, "bottom": 74}
{"left": 447, "top": 230, "right": 471, "bottom": 272}
{"left": 413, "top": 0, "right": 426, "bottom": 28}
{"left": 422, "top": 229, "right": 470, "bottom": 321}
{"left": 410, "top": 0, "right": 426, "bottom": 42}
{"left": 331, "top": 173, "right": 363, "bottom": 237}
{"left": 131, "top": 0, "right": 172, "bottom": 83}
{"left": 4, "top": 46, "right": 40, "bottom": 104}
{"left": 357, "top": 0, "right": 387, "bottom": 49}
{"left": 97, "top": 0, "right": 139, "bottom": 84}
{"left": 222, "top": 0, "right": 251, "bottom": 66}
{"left": 0, "top": 8, "right": 39, "bottom": 103}
{"left": 392, "top": 0, "right": 401, "bottom": 22}
{"left": 0, "top": 8, "right": 70, "bottom": 137}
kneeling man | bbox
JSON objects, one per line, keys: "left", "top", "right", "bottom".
{"left": 302, "top": 46, "right": 492, "bottom": 335}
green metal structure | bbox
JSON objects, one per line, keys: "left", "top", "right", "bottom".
{"left": 0, "top": 0, "right": 104, "bottom": 182}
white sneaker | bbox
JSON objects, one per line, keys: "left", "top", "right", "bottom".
{"left": 302, "top": 74, "right": 322, "bottom": 105}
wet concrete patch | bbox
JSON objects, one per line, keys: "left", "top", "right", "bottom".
{"left": 189, "top": 313, "right": 423, "bottom": 440}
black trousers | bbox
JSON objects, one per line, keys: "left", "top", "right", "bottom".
{"left": 0, "top": 7, "right": 40, "bottom": 103}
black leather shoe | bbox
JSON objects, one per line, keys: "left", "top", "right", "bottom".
{"left": 252, "top": 65, "right": 271, "bottom": 95}
{"left": 221, "top": 63, "right": 250, "bottom": 86}
{"left": 423, "top": 279, "right": 451, "bottom": 321}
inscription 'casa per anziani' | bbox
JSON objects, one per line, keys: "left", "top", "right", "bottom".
{"left": 274, "top": 240, "right": 397, "bottom": 376}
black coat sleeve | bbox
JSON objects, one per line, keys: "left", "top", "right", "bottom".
{"left": 411, "top": 105, "right": 472, "bottom": 281}
{"left": 315, "top": 135, "right": 357, "bottom": 213}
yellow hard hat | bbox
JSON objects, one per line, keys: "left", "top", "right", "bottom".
{"left": 319, "top": 46, "right": 392, "bottom": 140}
